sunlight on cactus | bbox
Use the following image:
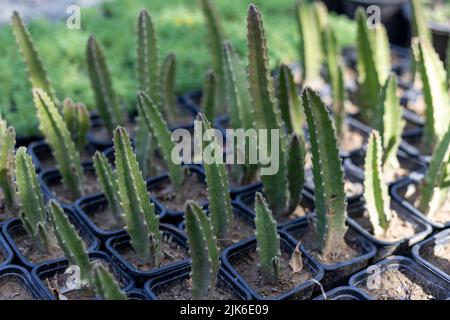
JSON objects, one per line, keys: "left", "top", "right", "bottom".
{"left": 0, "top": 116, "right": 18, "bottom": 216}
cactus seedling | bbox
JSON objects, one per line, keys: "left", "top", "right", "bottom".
{"left": 114, "top": 127, "right": 162, "bottom": 265}
{"left": 62, "top": 98, "right": 90, "bottom": 154}
{"left": 185, "top": 201, "right": 220, "bottom": 299}
{"left": 0, "top": 116, "right": 18, "bottom": 216}
{"left": 93, "top": 264, "right": 126, "bottom": 300}
{"left": 33, "top": 89, "right": 84, "bottom": 200}
{"left": 417, "top": 126, "right": 450, "bottom": 219}
{"left": 254, "top": 192, "right": 281, "bottom": 284}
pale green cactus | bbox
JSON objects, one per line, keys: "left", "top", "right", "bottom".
{"left": 15, "top": 147, "right": 53, "bottom": 251}
{"left": 410, "top": 0, "right": 432, "bottom": 45}
{"left": 302, "top": 87, "right": 347, "bottom": 253}
{"left": 33, "top": 89, "right": 84, "bottom": 200}
{"left": 198, "top": 113, "right": 233, "bottom": 240}
{"left": 202, "top": 70, "right": 217, "bottom": 123}
{"left": 364, "top": 131, "right": 392, "bottom": 237}
{"left": 11, "top": 11, "right": 58, "bottom": 105}
{"left": 137, "top": 92, "right": 184, "bottom": 188}
{"left": 185, "top": 201, "right": 220, "bottom": 300}
{"left": 414, "top": 38, "right": 450, "bottom": 153}
{"left": 295, "top": 0, "right": 323, "bottom": 84}
{"left": 418, "top": 126, "right": 450, "bottom": 218}
{"left": 378, "top": 75, "right": 405, "bottom": 173}
{"left": 49, "top": 200, "right": 92, "bottom": 281}
{"left": 247, "top": 4, "right": 288, "bottom": 217}
{"left": 93, "top": 264, "right": 126, "bottom": 300}
{"left": 86, "top": 36, "right": 124, "bottom": 134}
{"left": 199, "top": 0, "right": 227, "bottom": 116}
{"left": 114, "top": 127, "right": 162, "bottom": 265}
{"left": 0, "top": 116, "right": 17, "bottom": 215}
{"left": 92, "top": 151, "right": 122, "bottom": 222}
{"left": 287, "top": 134, "right": 306, "bottom": 214}
{"left": 160, "top": 53, "right": 177, "bottom": 125}
{"left": 62, "top": 98, "right": 90, "bottom": 154}
{"left": 254, "top": 192, "right": 280, "bottom": 285}
{"left": 278, "top": 64, "right": 304, "bottom": 136}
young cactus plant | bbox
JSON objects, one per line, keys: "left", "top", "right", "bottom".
{"left": 62, "top": 98, "right": 90, "bottom": 154}
{"left": 0, "top": 116, "right": 18, "bottom": 216}
{"left": 15, "top": 147, "right": 55, "bottom": 251}
{"left": 92, "top": 151, "right": 122, "bottom": 223}
{"left": 114, "top": 127, "right": 162, "bottom": 265}
{"left": 254, "top": 192, "right": 281, "bottom": 285}
{"left": 93, "top": 264, "right": 126, "bottom": 300}
{"left": 302, "top": 87, "right": 348, "bottom": 253}
{"left": 417, "top": 126, "right": 450, "bottom": 219}
{"left": 185, "top": 201, "right": 220, "bottom": 300}
{"left": 33, "top": 89, "right": 84, "bottom": 200}
{"left": 364, "top": 131, "right": 392, "bottom": 237}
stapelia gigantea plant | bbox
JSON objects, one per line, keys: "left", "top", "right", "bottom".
{"left": 114, "top": 127, "right": 162, "bottom": 265}
{"left": 356, "top": 8, "right": 391, "bottom": 127}
{"left": 92, "top": 264, "right": 126, "bottom": 300}
{"left": 413, "top": 38, "right": 450, "bottom": 153}
{"left": 0, "top": 116, "right": 18, "bottom": 216}
{"left": 302, "top": 87, "right": 348, "bottom": 254}
{"left": 33, "top": 89, "right": 84, "bottom": 199}
{"left": 246, "top": 5, "right": 307, "bottom": 219}
{"left": 185, "top": 201, "right": 220, "bottom": 300}
{"left": 62, "top": 98, "right": 91, "bottom": 155}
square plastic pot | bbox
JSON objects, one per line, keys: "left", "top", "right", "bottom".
{"left": 178, "top": 91, "right": 202, "bottom": 116}
{"left": 400, "top": 127, "right": 431, "bottom": 164}
{"left": 347, "top": 201, "right": 432, "bottom": 262}
{"left": 313, "top": 285, "right": 371, "bottom": 300}
{"left": 2, "top": 206, "right": 100, "bottom": 270}
{"left": 74, "top": 191, "right": 166, "bottom": 242}
{"left": 143, "top": 265, "right": 252, "bottom": 300}
{"left": 0, "top": 232, "right": 13, "bottom": 268}
{"left": 391, "top": 176, "right": 450, "bottom": 230}
{"left": 221, "top": 231, "right": 324, "bottom": 300}
{"left": 0, "top": 265, "right": 47, "bottom": 300}
{"left": 412, "top": 229, "right": 450, "bottom": 283}
{"left": 282, "top": 217, "right": 376, "bottom": 289}
{"left": 349, "top": 256, "right": 450, "bottom": 300}
{"left": 105, "top": 224, "right": 189, "bottom": 286}
{"left": 125, "top": 288, "right": 149, "bottom": 300}
{"left": 235, "top": 184, "right": 316, "bottom": 229}
{"left": 32, "top": 251, "right": 134, "bottom": 300}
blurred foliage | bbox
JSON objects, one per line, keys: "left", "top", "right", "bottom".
{"left": 0, "top": 0, "right": 356, "bottom": 136}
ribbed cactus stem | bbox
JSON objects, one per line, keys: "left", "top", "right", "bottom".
{"left": 286, "top": 134, "right": 306, "bottom": 214}
{"left": 199, "top": 113, "right": 233, "bottom": 239}
{"left": 364, "top": 131, "right": 391, "bottom": 237}
{"left": 418, "top": 127, "right": 450, "bottom": 218}
{"left": 202, "top": 70, "right": 217, "bottom": 123}
{"left": 114, "top": 127, "right": 161, "bottom": 265}
{"left": 86, "top": 36, "right": 124, "bottom": 134}
{"left": 93, "top": 151, "right": 122, "bottom": 222}
{"left": 302, "top": 87, "right": 347, "bottom": 252}
{"left": 49, "top": 200, "right": 92, "bottom": 281}
{"left": 15, "top": 147, "right": 52, "bottom": 251}
{"left": 410, "top": 0, "right": 432, "bottom": 45}
{"left": 160, "top": 53, "right": 177, "bottom": 125}
{"left": 185, "top": 201, "right": 220, "bottom": 300}
{"left": 254, "top": 192, "right": 280, "bottom": 285}
{"left": 93, "top": 263, "right": 126, "bottom": 300}
{"left": 0, "top": 116, "right": 17, "bottom": 215}
{"left": 33, "top": 89, "right": 84, "bottom": 199}
{"left": 278, "top": 65, "right": 304, "bottom": 136}
{"left": 62, "top": 98, "right": 90, "bottom": 154}
{"left": 11, "top": 11, "right": 58, "bottom": 105}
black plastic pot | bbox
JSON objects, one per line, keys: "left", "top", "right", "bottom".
{"left": 235, "top": 184, "right": 316, "bottom": 229}
{"left": 0, "top": 265, "right": 47, "bottom": 300}
{"left": 87, "top": 113, "right": 132, "bottom": 151}
{"left": 39, "top": 162, "right": 98, "bottom": 205}
{"left": 343, "top": 0, "right": 410, "bottom": 47}
{"left": 2, "top": 207, "right": 100, "bottom": 270}
{"left": 74, "top": 191, "right": 166, "bottom": 242}
{"left": 313, "top": 286, "right": 371, "bottom": 300}
{"left": 0, "top": 232, "right": 14, "bottom": 268}
{"left": 322, "top": 0, "right": 344, "bottom": 14}
{"left": 178, "top": 91, "right": 202, "bottom": 117}
{"left": 126, "top": 288, "right": 149, "bottom": 300}
{"left": 105, "top": 224, "right": 189, "bottom": 286}
{"left": 349, "top": 256, "right": 450, "bottom": 300}
{"left": 391, "top": 175, "right": 450, "bottom": 230}
{"left": 221, "top": 231, "right": 324, "bottom": 300}
{"left": 400, "top": 127, "right": 431, "bottom": 164}
{"left": 28, "top": 140, "right": 98, "bottom": 173}
{"left": 282, "top": 217, "right": 376, "bottom": 289}
{"left": 32, "top": 251, "right": 134, "bottom": 300}
{"left": 338, "top": 116, "right": 371, "bottom": 159}
{"left": 412, "top": 229, "right": 450, "bottom": 283}
{"left": 144, "top": 265, "right": 252, "bottom": 300}
{"left": 347, "top": 200, "right": 432, "bottom": 262}
{"left": 146, "top": 165, "right": 207, "bottom": 221}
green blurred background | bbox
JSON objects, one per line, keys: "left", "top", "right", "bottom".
{"left": 0, "top": 0, "right": 356, "bottom": 136}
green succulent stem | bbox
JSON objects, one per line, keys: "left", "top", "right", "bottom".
{"left": 0, "top": 116, "right": 18, "bottom": 215}
{"left": 62, "top": 98, "right": 90, "bottom": 154}
{"left": 93, "top": 264, "right": 127, "bottom": 300}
